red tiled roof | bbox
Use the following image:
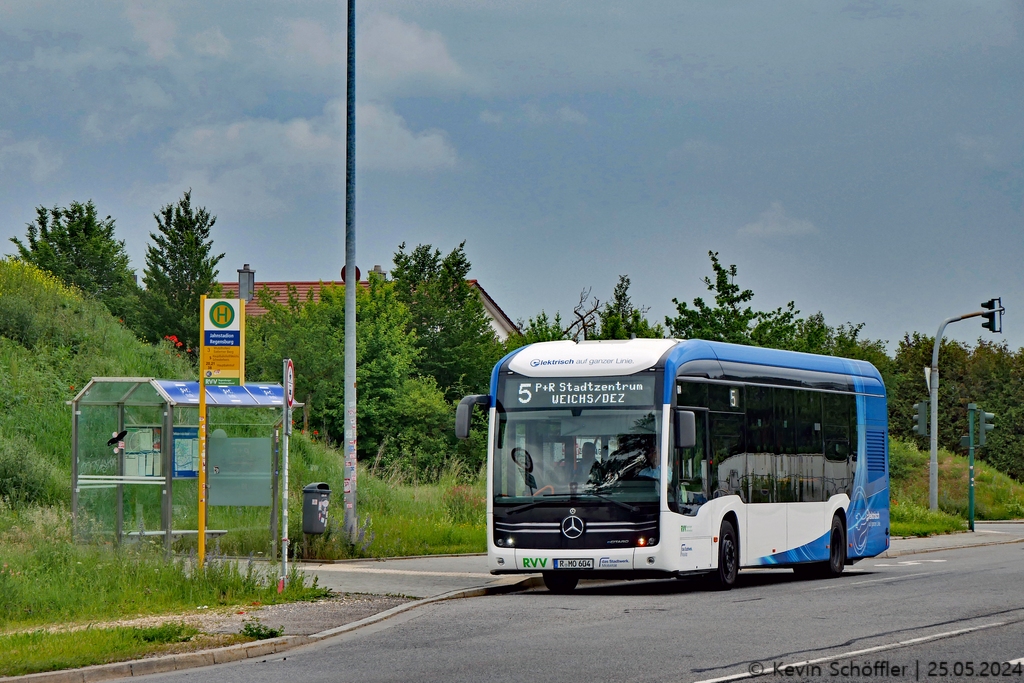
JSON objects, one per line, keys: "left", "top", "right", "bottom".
{"left": 220, "top": 281, "right": 343, "bottom": 317}
{"left": 219, "top": 279, "right": 519, "bottom": 337}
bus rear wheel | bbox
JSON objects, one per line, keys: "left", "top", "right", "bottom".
{"left": 793, "top": 516, "right": 846, "bottom": 580}
{"left": 825, "top": 516, "right": 846, "bottom": 578}
{"left": 542, "top": 573, "right": 579, "bottom": 594}
{"left": 709, "top": 519, "right": 738, "bottom": 590}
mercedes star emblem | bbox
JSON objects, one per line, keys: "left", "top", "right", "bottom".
{"left": 561, "top": 515, "right": 584, "bottom": 539}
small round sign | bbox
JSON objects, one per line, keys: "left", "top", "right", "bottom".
{"left": 340, "top": 266, "right": 361, "bottom": 284}
{"left": 209, "top": 301, "right": 235, "bottom": 328}
{"left": 285, "top": 359, "right": 295, "bottom": 407}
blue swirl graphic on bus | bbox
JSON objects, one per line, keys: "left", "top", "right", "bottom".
{"left": 849, "top": 484, "right": 870, "bottom": 555}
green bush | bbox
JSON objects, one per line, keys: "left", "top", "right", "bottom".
{"left": 240, "top": 617, "right": 284, "bottom": 640}
{"left": 0, "top": 433, "right": 63, "bottom": 505}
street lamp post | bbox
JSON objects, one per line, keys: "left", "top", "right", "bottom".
{"left": 343, "top": 0, "right": 358, "bottom": 540}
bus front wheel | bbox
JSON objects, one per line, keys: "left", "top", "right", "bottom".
{"left": 709, "top": 519, "right": 739, "bottom": 590}
{"left": 542, "top": 573, "right": 579, "bottom": 594}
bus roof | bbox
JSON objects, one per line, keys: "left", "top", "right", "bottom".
{"left": 492, "top": 338, "right": 885, "bottom": 402}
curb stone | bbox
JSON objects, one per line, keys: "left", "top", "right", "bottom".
{"left": 0, "top": 576, "right": 541, "bottom": 683}
{"left": 879, "top": 535, "right": 1024, "bottom": 558}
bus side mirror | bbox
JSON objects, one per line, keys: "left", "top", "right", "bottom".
{"left": 456, "top": 394, "right": 491, "bottom": 440}
{"left": 674, "top": 410, "right": 696, "bottom": 449}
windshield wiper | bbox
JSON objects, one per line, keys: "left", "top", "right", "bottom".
{"left": 505, "top": 500, "right": 542, "bottom": 515}
{"left": 552, "top": 491, "right": 639, "bottom": 513}
{"left": 503, "top": 492, "right": 639, "bottom": 515}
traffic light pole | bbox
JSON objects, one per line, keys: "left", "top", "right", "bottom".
{"left": 928, "top": 305, "right": 1000, "bottom": 511}
{"left": 967, "top": 404, "right": 975, "bottom": 532}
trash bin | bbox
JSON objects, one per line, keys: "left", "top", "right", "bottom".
{"left": 302, "top": 482, "right": 331, "bottom": 534}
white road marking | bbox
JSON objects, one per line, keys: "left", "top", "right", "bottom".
{"left": 691, "top": 621, "right": 1007, "bottom": 683}
{"left": 976, "top": 529, "right": 1008, "bottom": 534}
{"left": 1008, "top": 657, "right": 1024, "bottom": 665}
{"left": 871, "top": 560, "right": 946, "bottom": 567}
{"left": 812, "top": 571, "right": 931, "bottom": 590}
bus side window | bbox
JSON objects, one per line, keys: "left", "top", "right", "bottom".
{"left": 709, "top": 412, "right": 744, "bottom": 499}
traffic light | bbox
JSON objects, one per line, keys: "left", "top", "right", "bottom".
{"left": 978, "top": 409, "right": 995, "bottom": 446}
{"left": 912, "top": 400, "right": 929, "bottom": 437}
{"left": 981, "top": 298, "right": 1002, "bottom": 334}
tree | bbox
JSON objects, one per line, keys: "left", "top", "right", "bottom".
{"left": 140, "top": 191, "right": 224, "bottom": 351}
{"left": 391, "top": 241, "right": 502, "bottom": 401}
{"left": 245, "top": 274, "right": 462, "bottom": 480}
{"left": 8, "top": 201, "right": 140, "bottom": 327}
{"left": 665, "top": 251, "right": 799, "bottom": 345}
{"left": 594, "top": 275, "right": 664, "bottom": 339}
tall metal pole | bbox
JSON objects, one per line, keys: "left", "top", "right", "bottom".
{"left": 343, "top": 0, "right": 358, "bottom": 540}
{"left": 928, "top": 317, "right": 959, "bottom": 511}
{"left": 198, "top": 294, "right": 208, "bottom": 565}
{"left": 967, "top": 403, "right": 976, "bottom": 532}
{"left": 281, "top": 360, "right": 291, "bottom": 583}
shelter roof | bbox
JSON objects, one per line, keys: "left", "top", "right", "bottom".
{"left": 71, "top": 378, "right": 284, "bottom": 407}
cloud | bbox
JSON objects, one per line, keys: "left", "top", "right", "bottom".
{"left": 126, "top": 78, "right": 173, "bottom": 109}
{"left": 487, "top": 104, "right": 585, "bottom": 127}
{"left": 272, "top": 13, "right": 468, "bottom": 97}
{"left": 153, "top": 99, "right": 456, "bottom": 217}
{"left": 358, "top": 102, "right": 457, "bottom": 171}
{"left": 479, "top": 110, "right": 503, "bottom": 124}
{"left": 192, "top": 27, "right": 231, "bottom": 57}
{"left": 669, "top": 138, "right": 727, "bottom": 162}
{"left": 521, "top": 103, "right": 546, "bottom": 124}
{"left": 124, "top": 2, "right": 177, "bottom": 60}
{"left": 955, "top": 134, "right": 1000, "bottom": 167}
{"left": 359, "top": 13, "right": 465, "bottom": 91}
{"left": 0, "top": 132, "right": 62, "bottom": 183}
{"left": 284, "top": 18, "right": 337, "bottom": 68}
{"left": 2, "top": 46, "right": 129, "bottom": 75}
{"left": 556, "top": 105, "right": 588, "bottom": 124}
{"left": 738, "top": 201, "right": 817, "bottom": 237}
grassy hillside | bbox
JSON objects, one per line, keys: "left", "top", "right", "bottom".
{"left": 0, "top": 260, "right": 193, "bottom": 505}
{"left": 889, "top": 437, "right": 1024, "bottom": 536}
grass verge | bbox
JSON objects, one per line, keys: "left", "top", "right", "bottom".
{"left": 0, "top": 504, "right": 328, "bottom": 632}
{"left": 0, "top": 623, "right": 247, "bottom": 677}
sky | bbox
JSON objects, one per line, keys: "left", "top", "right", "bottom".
{"left": 1, "top": 1, "right": 1022, "bottom": 352}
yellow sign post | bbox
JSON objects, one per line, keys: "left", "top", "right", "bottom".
{"left": 198, "top": 296, "right": 245, "bottom": 566}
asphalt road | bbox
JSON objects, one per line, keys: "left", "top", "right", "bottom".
{"left": 135, "top": 541, "right": 1024, "bottom": 683}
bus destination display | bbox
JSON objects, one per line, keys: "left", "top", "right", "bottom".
{"left": 503, "top": 376, "right": 655, "bottom": 408}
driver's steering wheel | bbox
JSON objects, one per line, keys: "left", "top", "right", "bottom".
{"left": 510, "top": 447, "right": 534, "bottom": 473}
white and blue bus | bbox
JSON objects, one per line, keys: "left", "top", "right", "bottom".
{"left": 456, "top": 339, "right": 890, "bottom": 593}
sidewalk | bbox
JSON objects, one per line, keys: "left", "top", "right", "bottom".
{"left": 299, "top": 554, "right": 513, "bottom": 599}
{"left": 884, "top": 521, "right": 1024, "bottom": 557}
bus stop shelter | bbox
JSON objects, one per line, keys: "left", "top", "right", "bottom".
{"left": 70, "top": 378, "right": 287, "bottom": 555}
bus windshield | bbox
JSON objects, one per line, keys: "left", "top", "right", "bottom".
{"left": 493, "top": 407, "right": 663, "bottom": 505}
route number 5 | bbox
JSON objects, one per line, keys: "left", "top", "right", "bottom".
{"left": 518, "top": 383, "right": 532, "bottom": 404}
